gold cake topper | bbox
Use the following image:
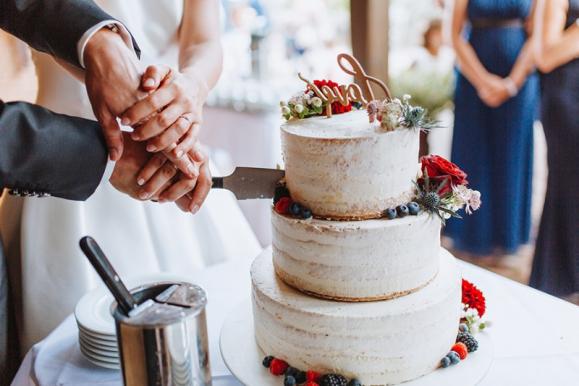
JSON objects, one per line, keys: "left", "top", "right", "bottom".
{"left": 298, "top": 53, "right": 392, "bottom": 117}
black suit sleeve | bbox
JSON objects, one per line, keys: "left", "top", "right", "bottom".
{"left": 0, "top": 0, "right": 140, "bottom": 67}
{"left": 0, "top": 100, "right": 108, "bottom": 201}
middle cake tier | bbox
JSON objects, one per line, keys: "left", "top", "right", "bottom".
{"left": 272, "top": 209, "right": 442, "bottom": 301}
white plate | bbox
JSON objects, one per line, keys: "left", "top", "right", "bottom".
{"left": 79, "top": 336, "right": 119, "bottom": 357}
{"left": 220, "top": 300, "right": 494, "bottom": 386}
{"left": 77, "top": 323, "right": 117, "bottom": 342}
{"left": 79, "top": 341, "right": 119, "bottom": 361}
{"left": 80, "top": 344, "right": 120, "bottom": 366}
{"left": 79, "top": 332, "right": 118, "bottom": 350}
{"left": 80, "top": 348, "right": 121, "bottom": 370}
{"left": 75, "top": 273, "right": 192, "bottom": 336}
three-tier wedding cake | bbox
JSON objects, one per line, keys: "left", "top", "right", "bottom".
{"left": 250, "top": 54, "right": 482, "bottom": 385}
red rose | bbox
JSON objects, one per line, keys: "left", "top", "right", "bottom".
{"left": 420, "top": 155, "right": 468, "bottom": 195}
{"left": 462, "top": 279, "right": 486, "bottom": 317}
{"left": 311, "top": 79, "right": 353, "bottom": 115}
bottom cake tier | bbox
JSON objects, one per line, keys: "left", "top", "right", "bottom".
{"left": 251, "top": 248, "right": 462, "bottom": 385}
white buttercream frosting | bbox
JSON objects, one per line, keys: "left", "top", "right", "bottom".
{"left": 252, "top": 247, "right": 462, "bottom": 385}
{"left": 281, "top": 110, "right": 420, "bottom": 219}
{"left": 272, "top": 210, "right": 442, "bottom": 300}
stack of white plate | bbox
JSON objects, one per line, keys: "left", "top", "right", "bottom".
{"left": 74, "top": 273, "right": 190, "bottom": 369}
{"left": 75, "top": 284, "right": 120, "bottom": 369}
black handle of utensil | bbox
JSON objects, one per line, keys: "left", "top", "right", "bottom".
{"left": 79, "top": 236, "right": 136, "bottom": 315}
{"left": 212, "top": 177, "right": 224, "bottom": 189}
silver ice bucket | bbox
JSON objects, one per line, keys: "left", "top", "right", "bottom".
{"left": 111, "top": 282, "right": 212, "bottom": 386}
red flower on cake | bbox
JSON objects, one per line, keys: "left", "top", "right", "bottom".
{"left": 420, "top": 155, "right": 468, "bottom": 195}
{"left": 462, "top": 279, "right": 486, "bottom": 317}
{"left": 311, "top": 79, "right": 353, "bottom": 115}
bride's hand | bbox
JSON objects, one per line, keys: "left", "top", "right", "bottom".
{"left": 136, "top": 144, "right": 212, "bottom": 213}
{"left": 120, "top": 65, "right": 208, "bottom": 159}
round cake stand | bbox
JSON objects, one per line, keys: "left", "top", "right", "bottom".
{"left": 220, "top": 300, "right": 493, "bottom": 386}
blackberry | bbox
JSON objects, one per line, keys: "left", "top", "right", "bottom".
{"left": 320, "top": 374, "right": 348, "bottom": 386}
{"left": 456, "top": 332, "right": 478, "bottom": 352}
{"left": 421, "top": 191, "right": 441, "bottom": 209}
{"left": 274, "top": 186, "right": 290, "bottom": 204}
{"left": 262, "top": 355, "right": 274, "bottom": 368}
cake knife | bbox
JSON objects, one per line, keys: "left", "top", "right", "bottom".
{"left": 212, "top": 167, "right": 285, "bottom": 200}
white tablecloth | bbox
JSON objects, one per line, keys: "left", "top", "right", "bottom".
{"left": 11, "top": 251, "right": 579, "bottom": 386}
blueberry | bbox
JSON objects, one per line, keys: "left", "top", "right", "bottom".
{"left": 385, "top": 208, "right": 397, "bottom": 219}
{"left": 262, "top": 355, "right": 274, "bottom": 368}
{"left": 408, "top": 202, "right": 420, "bottom": 215}
{"left": 448, "top": 351, "right": 460, "bottom": 365}
{"left": 348, "top": 379, "right": 362, "bottom": 386}
{"left": 459, "top": 323, "right": 469, "bottom": 333}
{"left": 301, "top": 207, "right": 312, "bottom": 219}
{"left": 284, "top": 375, "right": 296, "bottom": 386}
{"left": 294, "top": 371, "right": 307, "bottom": 383}
{"left": 440, "top": 356, "right": 451, "bottom": 368}
{"left": 397, "top": 204, "right": 409, "bottom": 217}
{"left": 290, "top": 202, "right": 302, "bottom": 216}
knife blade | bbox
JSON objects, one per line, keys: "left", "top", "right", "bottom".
{"left": 212, "top": 167, "right": 285, "bottom": 200}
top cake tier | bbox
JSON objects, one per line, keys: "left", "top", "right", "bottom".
{"left": 281, "top": 109, "right": 419, "bottom": 220}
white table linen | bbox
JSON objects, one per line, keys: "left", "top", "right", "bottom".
{"left": 11, "top": 253, "right": 579, "bottom": 386}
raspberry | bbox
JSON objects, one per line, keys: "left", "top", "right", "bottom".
{"left": 451, "top": 342, "right": 468, "bottom": 360}
{"left": 306, "top": 370, "right": 321, "bottom": 382}
{"left": 269, "top": 358, "right": 289, "bottom": 376}
{"left": 305, "top": 382, "right": 319, "bottom": 386}
{"left": 275, "top": 197, "right": 292, "bottom": 214}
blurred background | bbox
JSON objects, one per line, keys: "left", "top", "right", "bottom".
{"left": 0, "top": 0, "right": 548, "bottom": 286}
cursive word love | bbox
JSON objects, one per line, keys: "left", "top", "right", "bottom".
{"left": 298, "top": 53, "right": 392, "bottom": 117}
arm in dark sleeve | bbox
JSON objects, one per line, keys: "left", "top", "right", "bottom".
{"left": 0, "top": 0, "right": 140, "bottom": 67}
{"left": 0, "top": 100, "right": 108, "bottom": 201}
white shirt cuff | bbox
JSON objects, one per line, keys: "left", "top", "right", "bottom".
{"left": 103, "top": 160, "right": 116, "bottom": 183}
{"left": 77, "top": 20, "right": 135, "bottom": 68}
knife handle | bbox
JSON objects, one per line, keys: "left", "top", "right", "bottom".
{"left": 79, "top": 236, "right": 136, "bottom": 315}
{"left": 212, "top": 177, "right": 224, "bottom": 189}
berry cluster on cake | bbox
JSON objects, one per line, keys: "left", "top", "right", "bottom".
{"left": 250, "top": 54, "right": 485, "bottom": 385}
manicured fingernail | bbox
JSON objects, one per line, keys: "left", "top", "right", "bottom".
{"left": 131, "top": 132, "right": 140, "bottom": 140}
{"left": 109, "top": 148, "right": 118, "bottom": 161}
{"left": 176, "top": 150, "right": 184, "bottom": 158}
{"left": 139, "top": 191, "right": 149, "bottom": 200}
{"left": 190, "top": 204, "right": 200, "bottom": 214}
{"left": 144, "top": 78, "right": 155, "bottom": 87}
{"left": 137, "top": 178, "right": 145, "bottom": 186}
{"left": 146, "top": 144, "right": 157, "bottom": 152}
{"left": 121, "top": 117, "right": 130, "bottom": 125}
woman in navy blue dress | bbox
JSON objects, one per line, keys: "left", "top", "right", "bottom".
{"left": 529, "top": 0, "right": 579, "bottom": 300}
{"left": 446, "top": 0, "right": 539, "bottom": 256}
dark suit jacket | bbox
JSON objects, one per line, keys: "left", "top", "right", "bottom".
{"left": 0, "top": 100, "right": 109, "bottom": 200}
{"left": 0, "top": 0, "right": 140, "bottom": 67}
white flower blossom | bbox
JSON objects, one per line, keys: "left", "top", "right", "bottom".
{"left": 281, "top": 106, "right": 291, "bottom": 115}
{"left": 402, "top": 94, "right": 412, "bottom": 102}
{"left": 311, "top": 97, "right": 323, "bottom": 108}
{"left": 294, "top": 104, "right": 304, "bottom": 113}
{"left": 453, "top": 185, "right": 482, "bottom": 214}
{"left": 280, "top": 100, "right": 287, "bottom": 107}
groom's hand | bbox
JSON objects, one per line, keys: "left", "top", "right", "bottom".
{"left": 84, "top": 28, "right": 145, "bottom": 161}
{"left": 110, "top": 133, "right": 178, "bottom": 201}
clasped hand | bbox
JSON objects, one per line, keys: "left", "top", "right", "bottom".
{"left": 115, "top": 66, "right": 211, "bottom": 213}
{"left": 84, "top": 29, "right": 210, "bottom": 213}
